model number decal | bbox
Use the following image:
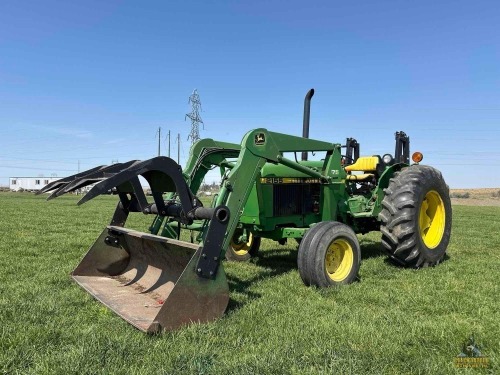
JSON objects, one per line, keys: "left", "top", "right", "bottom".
{"left": 260, "top": 178, "right": 321, "bottom": 184}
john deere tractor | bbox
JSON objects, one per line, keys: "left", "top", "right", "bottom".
{"left": 40, "top": 89, "right": 452, "bottom": 333}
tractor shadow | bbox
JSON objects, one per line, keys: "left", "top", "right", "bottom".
{"left": 224, "top": 240, "right": 395, "bottom": 312}
{"left": 224, "top": 238, "right": 450, "bottom": 313}
{"left": 358, "top": 239, "right": 387, "bottom": 261}
{"left": 358, "top": 238, "right": 413, "bottom": 267}
{"left": 224, "top": 247, "right": 297, "bottom": 313}
{"left": 358, "top": 238, "right": 451, "bottom": 267}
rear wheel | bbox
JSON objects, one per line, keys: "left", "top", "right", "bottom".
{"left": 379, "top": 165, "right": 452, "bottom": 267}
{"left": 298, "top": 222, "right": 361, "bottom": 287}
{"left": 225, "top": 229, "right": 261, "bottom": 261}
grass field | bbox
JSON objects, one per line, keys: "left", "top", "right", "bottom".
{"left": 0, "top": 192, "right": 498, "bottom": 374}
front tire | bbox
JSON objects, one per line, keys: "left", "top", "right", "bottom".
{"left": 379, "top": 165, "right": 452, "bottom": 267}
{"left": 298, "top": 222, "right": 361, "bottom": 287}
{"left": 225, "top": 229, "right": 261, "bottom": 262}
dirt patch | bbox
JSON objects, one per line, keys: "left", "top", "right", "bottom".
{"left": 450, "top": 188, "right": 500, "bottom": 207}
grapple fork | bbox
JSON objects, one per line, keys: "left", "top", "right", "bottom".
{"left": 42, "top": 156, "right": 230, "bottom": 333}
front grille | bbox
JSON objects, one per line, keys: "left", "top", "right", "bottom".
{"left": 273, "top": 184, "right": 320, "bottom": 216}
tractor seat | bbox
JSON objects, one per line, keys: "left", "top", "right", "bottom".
{"left": 345, "top": 156, "right": 379, "bottom": 181}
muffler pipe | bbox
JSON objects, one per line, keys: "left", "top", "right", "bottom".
{"left": 301, "top": 88, "right": 315, "bottom": 161}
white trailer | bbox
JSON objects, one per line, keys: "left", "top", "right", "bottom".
{"left": 9, "top": 177, "right": 60, "bottom": 192}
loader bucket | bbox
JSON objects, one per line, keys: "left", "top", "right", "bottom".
{"left": 72, "top": 225, "right": 229, "bottom": 333}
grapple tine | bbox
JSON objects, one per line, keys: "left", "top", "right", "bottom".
{"left": 46, "top": 188, "right": 68, "bottom": 201}
{"left": 78, "top": 175, "right": 139, "bottom": 206}
{"left": 76, "top": 157, "right": 195, "bottom": 211}
{"left": 38, "top": 181, "right": 68, "bottom": 195}
{"left": 64, "top": 161, "right": 140, "bottom": 194}
{"left": 76, "top": 160, "right": 153, "bottom": 205}
{"left": 53, "top": 177, "right": 107, "bottom": 198}
{"left": 50, "top": 160, "right": 141, "bottom": 199}
{"left": 37, "top": 165, "right": 106, "bottom": 195}
{"left": 47, "top": 166, "right": 110, "bottom": 200}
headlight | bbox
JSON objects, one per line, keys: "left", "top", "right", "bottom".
{"left": 382, "top": 154, "right": 393, "bottom": 164}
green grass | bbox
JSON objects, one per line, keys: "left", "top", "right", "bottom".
{"left": 0, "top": 192, "right": 498, "bottom": 374}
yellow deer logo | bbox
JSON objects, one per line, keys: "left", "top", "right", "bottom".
{"left": 255, "top": 133, "right": 265, "bottom": 145}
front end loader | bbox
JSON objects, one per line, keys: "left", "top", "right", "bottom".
{"left": 40, "top": 90, "right": 452, "bottom": 332}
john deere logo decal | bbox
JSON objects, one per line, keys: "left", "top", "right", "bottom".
{"left": 255, "top": 133, "right": 266, "bottom": 145}
{"left": 454, "top": 334, "right": 490, "bottom": 368}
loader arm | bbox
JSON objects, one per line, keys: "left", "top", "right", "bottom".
{"left": 182, "top": 138, "right": 241, "bottom": 193}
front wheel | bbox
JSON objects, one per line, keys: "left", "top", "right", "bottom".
{"left": 298, "top": 222, "right": 361, "bottom": 287}
{"left": 225, "top": 229, "right": 261, "bottom": 262}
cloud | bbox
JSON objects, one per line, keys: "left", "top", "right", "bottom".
{"left": 34, "top": 125, "right": 93, "bottom": 139}
{"left": 103, "top": 138, "right": 127, "bottom": 145}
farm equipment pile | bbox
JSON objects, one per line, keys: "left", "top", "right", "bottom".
{"left": 40, "top": 89, "right": 452, "bottom": 333}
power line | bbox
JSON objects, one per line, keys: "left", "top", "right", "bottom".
{"left": 0, "top": 165, "right": 77, "bottom": 172}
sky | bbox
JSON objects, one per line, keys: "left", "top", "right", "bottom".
{"left": 1, "top": 0, "right": 499, "bottom": 189}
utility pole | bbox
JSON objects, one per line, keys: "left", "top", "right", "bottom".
{"left": 167, "top": 130, "right": 171, "bottom": 158}
{"left": 157, "top": 127, "right": 161, "bottom": 156}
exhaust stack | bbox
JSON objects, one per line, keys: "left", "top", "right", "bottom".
{"left": 301, "top": 88, "right": 315, "bottom": 161}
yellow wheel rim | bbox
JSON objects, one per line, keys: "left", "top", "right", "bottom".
{"left": 230, "top": 232, "right": 253, "bottom": 256}
{"left": 419, "top": 190, "right": 445, "bottom": 249}
{"left": 325, "top": 238, "right": 354, "bottom": 282}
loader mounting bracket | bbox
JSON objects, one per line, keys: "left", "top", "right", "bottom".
{"left": 196, "top": 206, "right": 230, "bottom": 279}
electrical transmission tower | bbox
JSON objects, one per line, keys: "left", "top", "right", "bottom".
{"left": 185, "top": 89, "right": 204, "bottom": 145}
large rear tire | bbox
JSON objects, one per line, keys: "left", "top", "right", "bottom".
{"left": 225, "top": 229, "right": 261, "bottom": 262}
{"left": 379, "top": 165, "right": 452, "bottom": 267}
{"left": 298, "top": 222, "right": 361, "bottom": 287}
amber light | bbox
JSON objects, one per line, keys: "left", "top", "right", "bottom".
{"left": 412, "top": 151, "right": 423, "bottom": 163}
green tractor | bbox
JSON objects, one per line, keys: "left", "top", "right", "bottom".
{"left": 40, "top": 89, "right": 452, "bottom": 332}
